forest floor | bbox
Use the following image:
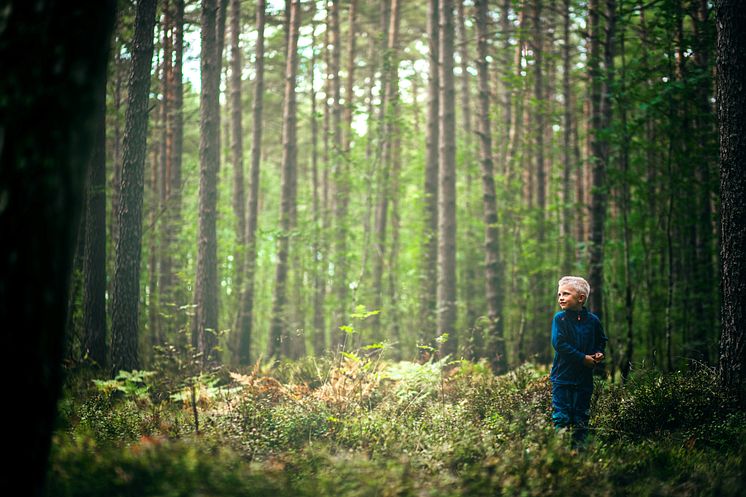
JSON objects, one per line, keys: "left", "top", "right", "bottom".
{"left": 48, "top": 350, "right": 746, "bottom": 497}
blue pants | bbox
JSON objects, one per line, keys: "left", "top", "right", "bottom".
{"left": 551, "top": 383, "right": 592, "bottom": 443}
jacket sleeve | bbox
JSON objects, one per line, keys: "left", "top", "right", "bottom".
{"left": 551, "top": 315, "right": 586, "bottom": 364}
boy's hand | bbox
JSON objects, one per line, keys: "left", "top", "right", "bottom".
{"left": 593, "top": 352, "right": 605, "bottom": 363}
{"left": 583, "top": 355, "right": 596, "bottom": 368}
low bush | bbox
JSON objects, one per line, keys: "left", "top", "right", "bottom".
{"left": 47, "top": 358, "right": 745, "bottom": 497}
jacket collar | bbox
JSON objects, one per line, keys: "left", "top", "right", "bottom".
{"left": 564, "top": 307, "right": 589, "bottom": 320}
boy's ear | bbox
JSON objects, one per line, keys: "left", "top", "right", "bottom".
{"left": 579, "top": 294, "right": 586, "bottom": 302}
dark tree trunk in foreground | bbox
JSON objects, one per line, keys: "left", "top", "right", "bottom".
{"left": 716, "top": 0, "right": 746, "bottom": 402}
{"left": 438, "top": 0, "right": 458, "bottom": 354}
{"left": 475, "top": 0, "right": 506, "bottom": 373}
{"left": 193, "top": 0, "right": 222, "bottom": 365}
{"left": 269, "top": 0, "right": 301, "bottom": 358}
{"left": 0, "top": 2, "right": 115, "bottom": 495}
{"left": 111, "top": 0, "right": 158, "bottom": 374}
{"left": 83, "top": 67, "right": 109, "bottom": 368}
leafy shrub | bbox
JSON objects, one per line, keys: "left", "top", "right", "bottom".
{"left": 51, "top": 359, "right": 746, "bottom": 497}
{"left": 593, "top": 366, "right": 732, "bottom": 440}
{"left": 75, "top": 394, "right": 146, "bottom": 443}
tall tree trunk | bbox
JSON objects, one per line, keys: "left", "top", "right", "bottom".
{"left": 388, "top": 102, "right": 403, "bottom": 356}
{"left": 560, "top": 0, "right": 573, "bottom": 274}
{"left": 637, "top": 0, "right": 660, "bottom": 366}
{"left": 692, "top": 0, "right": 716, "bottom": 364}
{"left": 528, "top": 0, "right": 549, "bottom": 362}
{"left": 330, "top": 0, "right": 358, "bottom": 349}
{"left": 507, "top": 4, "right": 526, "bottom": 174}
{"left": 230, "top": 0, "right": 246, "bottom": 348}
{"left": 421, "top": 0, "right": 440, "bottom": 349}
{"left": 716, "top": 0, "right": 746, "bottom": 402}
{"left": 83, "top": 67, "right": 109, "bottom": 369}
{"left": 111, "top": 32, "right": 123, "bottom": 282}
{"left": 456, "top": 0, "right": 480, "bottom": 348}
{"left": 309, "top": 19, "right": 326, "bottom": 355}
{"left": 438, "top": 0, "right": 458, "bottom": 355}
{"left": 216, "top": 0, "right": 229, "bottom": 173}
{"left": 111, "top": 0, "right": 158, "bottom": 375}
{"left": 158, "top": 2, "right": 173, "bottom": 341}
{"left": 193, "top": 0, "right": 222, "bottom": 366}
{"left": 149, "top": 28, "right": 162, "bottom": 352}
{"left": 0, "top": 4, "right": 115, "bottom": 494}
{"left": 371, "top": 0, "right": 394, "bottom": 339}
{"left": 475, "top": 0, "right": 506, "bottom": 373}
{"left": 236, "top": 0, "right": 266, "bottom": 366}
{"left": 388, "top": 0, "right": 403, "bottom": 352}
{"left": 148, "top": 128, "right": 161, "bottom": 355}
{"left": 586, "top": 0, "right": 612, "bottom": 319}
{"left": 269, "top": 0, "right": 301, "bottom": 358}
{"left": 330, "top": 0, "right": 348, "bottom": 347}
{"left": 167, "top": 0, "right": 186, "bottom": 338}
{"left": 343, "top": 0, "right": 358, "bottom": 152}
{"left": 532, "top": 0, "right": 545, "bottom": 239}
{"left": 498, "top": 0, "right": 513, "bottom": 174}
{"left": 619, "top": 25, "right": 634, "bottom": 381}
{"left": 359, "top": 33, "right": 378, "bottom": 293}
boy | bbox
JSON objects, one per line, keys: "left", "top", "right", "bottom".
{"left": 550, "top": 276, "right": 607, "bottom": 445}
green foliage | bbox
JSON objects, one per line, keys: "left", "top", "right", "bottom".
{"left": 93, "top": 370, "right": 155, "bottom": 400}
{"left": 49, "top": 360, "right": 746, "bottom": 497}
{"left": 593, "top": 366, "right": 737, "bottom": 442}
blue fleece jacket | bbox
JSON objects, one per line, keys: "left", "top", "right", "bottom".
{"left": 549, "top": 307, "right": 607, "bottom": 391}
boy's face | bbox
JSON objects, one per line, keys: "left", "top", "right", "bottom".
{"left": 557, "top": 284, "right": 585, "bottom": 311}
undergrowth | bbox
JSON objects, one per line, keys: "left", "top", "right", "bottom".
{"left": 48, "top": 353, "right": 746, "bottom": 497}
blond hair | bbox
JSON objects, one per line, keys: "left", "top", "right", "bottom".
{"left": 558, "top": 276, "right": 591, "bottom": 299}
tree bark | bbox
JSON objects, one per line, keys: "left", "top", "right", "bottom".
{"left": 456, "top": 0, "right": 480, "bottom": 349}
{"left": 111, "top": 0, "right": 158, "bottom": 375}
{"left": 421, "top": 0, "right": 440, "bottom": 348}
{"left": 532, "top": 0, "right": 545, "bottom": 237}
{"left": 158, "top": 1, "right": 173, "bottom": 343}
{"left": 475, "top": 0, "right": 506, "bottom": 373}
{"left": 192, "top": 0, "right": 222, "bottom": 365}
{"left": 560, "top": 0, "right": 573, "bottom": 274}
{"left": 371, "top": 0, "right": 394, "bottom": 339}
{"left": 269, "top": 0, "right": 301, "bottom": 358}
{"left": 0, "top": 2, "right": 114, "bottom": 494}
{"left": 343, "top": 0, "right": 358, "bottom": 153}
{"left": 83, "top": 65, "right": 109, "bottom": 369}
{"left": 330, "top": 0, "right": 348, "bottom": 347}
{"left": 309, "top": 19, "right": 326, "bottom": 355}
{"left": 168, "top": 0, "right": 186, "bottom": 337}
{"left": 618, "top": 24, "right": 634, "bottom": 381}
{"left": 388, "top": 0, "right": 403, "bottom": 353}
{"left": 438, "top": 0, "right": 458, "bottom": 354}
{"left": 716, "top": 0, "right": 746, "bottom": 401}
{"left": 586, "top": 0, "right": 612, "bottom": 319}
{"left": 692, "top": 0, "right": 716, "bottom": 364}
{"left": 236, "top": 0, "right": 266, "bottom": 366}
{"left": 230, "top": 0, "right": 246, "bottom": 341}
